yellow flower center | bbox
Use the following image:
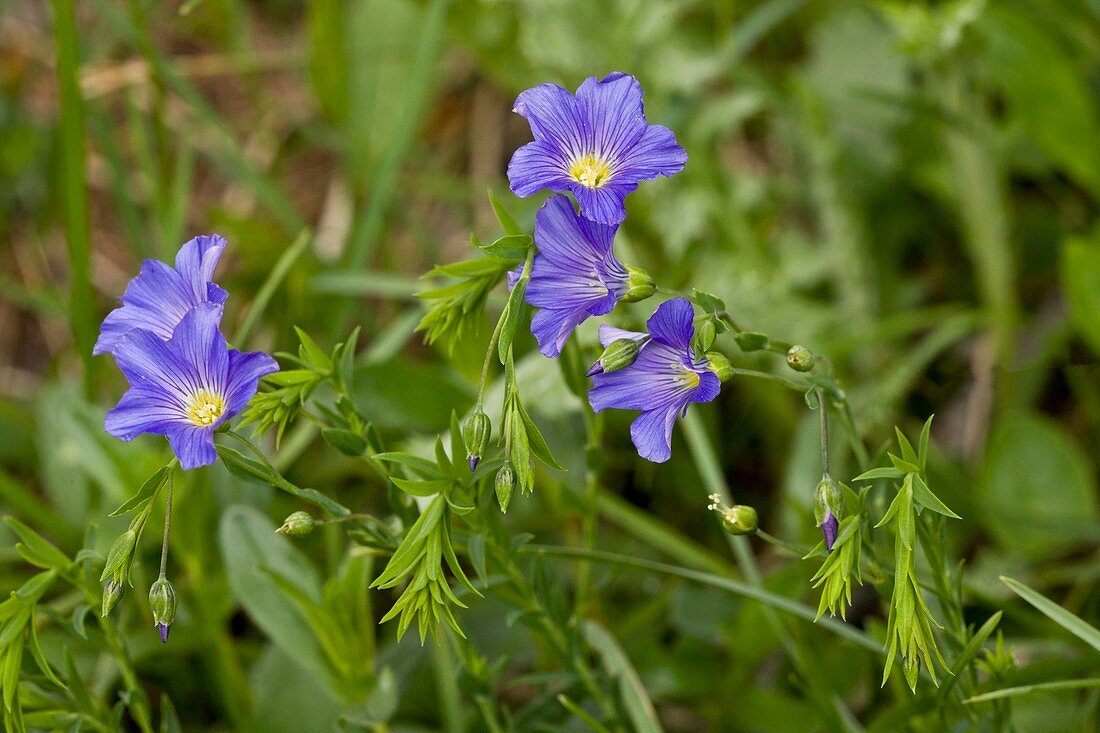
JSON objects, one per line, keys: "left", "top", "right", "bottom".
{"left": 186, "top": 390, "right": 226, "bottom": 426}
{"left": 675, "top": 366, "right": 701, "bottom": 389}
{"left": 569, "top": 155, "right": 612, "bottom": 188}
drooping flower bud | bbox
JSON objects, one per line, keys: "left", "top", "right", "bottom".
{"left": 101, "top": 578, "right": 124, "bottom": 618}
{"left": 462, "top": 410, "right": 491, "bottom": 471}
{"left": 786, "top": 344, "right": 815, "bottom": 372}
{"left": 586, "top": 338, "right": 641, "bottom": 377}
{"left": 276, "top": 510, "right": 315, "bottom": 536}
{"left": 149, "top": 576, "right": 178, "bottom": 643}
{"left": 705, "top": 351, "right": 734, "bottom": 382}
{"left": 99, "top": 529, "right": 137, "bottom": 582}
{"left": 495, "top": 463, "right": 516, "bottom": 513}
{"left": 620, "top": 266, "right": 656, "bottom": 303}
{"left": 813, "top": 476, "right": 843, "bottom": 552}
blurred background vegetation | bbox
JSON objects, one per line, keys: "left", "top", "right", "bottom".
{"left": 1, "top": 0, "right": 1099, "bottom": 730}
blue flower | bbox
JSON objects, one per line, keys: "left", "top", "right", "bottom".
{"left": 104, "top": 303, "right": 278, "bottom": 470}
{"left": 94, "top": 234, "right": 228, "bottom": 356}
{"left": 522, "top": 195, "right": 629, "bottom": 357}
{"left": 588, "top": 298, "right": 720, "bottom": 463}
{"left": 507, "top": 72, "right": 687, "bottom": 225}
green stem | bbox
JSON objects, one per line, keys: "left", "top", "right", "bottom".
{"left": 51, "top": 0, "right": 96, "bottom": 397}
{"left": 430, "top": 635, "right": 464, "bottom": 733}
{"left": 574, "top": 410, "right": 603, "bottom": 614}
{"left": 158, "top": 471, "right": 173, "bottom": 578}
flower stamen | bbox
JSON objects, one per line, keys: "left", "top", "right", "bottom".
{"left": 569, "top": 154, "right": 612, "bottom": 188}
{"left": 186, "top": 390, "right": 226, "bottom": 426}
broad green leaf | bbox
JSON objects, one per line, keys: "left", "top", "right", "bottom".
{"left": 980, "top": 413, "right": 1099, "bottom": 556}
{"left": 1001, "top": 576, "right": 1100, "bottom": 653}
{"left": 1061, "top": 233, "right": 1100, "bottom": 356}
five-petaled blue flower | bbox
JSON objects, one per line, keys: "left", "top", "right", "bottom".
{"left": 523, "top": 195, "right": 629, "bottom": 358}
{"left": 507, "top": 72, "right": 687, "bottom": 225}
{"left": 588, "top": 298, "right": 720, "bottom": 463}
{"left": 95, "top": 234, "right": 228, "bottom": 356}
{"left": 104, "top": 303, "right": 278, "bottom": 470}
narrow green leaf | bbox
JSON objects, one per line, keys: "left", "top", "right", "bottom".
{"left": 918, "top": 415, "right": 934, "bottom": 471}
{"left": 478, "top": 234, "right": 531, "bottom": 261}
{"left": 321, "top": 428, "right": 368, "bottom": 457}
{"left": 488, "top": 189, "right": 524, "bottom": 236}
{"left": 110, "top": 465, "right": 172, "bottom": 517}
{"left": 4, "top": 518, "right": 71, "bottom": 572}
{"left": 497, "top": 278, "right": 528, "bottom": 364}
{"left": 938, "top": 611, "right": 1002, "bottom": 700}
{"left": 294, "top": 326, "right": 332, "bottom": 373}
{"left": 390, "top": 478, "right": 451, "bottom": 497}
{"left": 583, "top": 621, "right": 663, "bottom": 733}
{"left": 27, "top": 609, "right": 66, "bottom": 690}
{"left": 372, "top": 453, "right": 443, "bottom": 480}
{"left": 854, "top": 467, "right": 906, "bottom": 482}
{"left": 895, "top": 426, "right": 918, "bottom": 465}
{"left": 517, "top": 400, "right": 564, "bottom": 470}
{"left": 1001, "top": 576, "right": 1100, "bottom": 653}
{"left": 911, "top": 474, "right": 961, "bottom": 519}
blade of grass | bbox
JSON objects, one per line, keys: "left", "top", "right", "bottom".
{"left": 522, "top": 544, "right": 882, "bottom": 656}
{"left": 50, "top": 0, "right": 96, "bottom": 397}
{"left": 964, "top": 679, "right": 1100, "bottom": 704}
{"left": 235, "top": 228, "right": 312, "bottom": 348}
{"left": 1001, "top": 576, "right": 1100, "bottom": 653}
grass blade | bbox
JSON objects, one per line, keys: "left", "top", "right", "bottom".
{"left": 1001, "top": 576, "right": 1100, "bottom": 653}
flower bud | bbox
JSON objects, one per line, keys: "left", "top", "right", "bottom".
{"left": 695, "top": 319, "right": 717, "bottom": 352}
{"left": 720, "top": 505, "right": 758, "bottom": 535}
{"left": 814, "top": 476, "right": 843, "bottom": 552}
{"left": 276, "top": 510, "right": 315, "bottom": 536}
{"left": 101, "top": 578, "right": 124, "bottom": 618}
{"left": 495, "top": 463, "right": 516, "bottom": 513}
{"left": 462, "top": 410, "right": 491, "bottom": 471}
{"left": 621, "top": 266, "right": 655, "bottom": 303}
{"left": 786, "top": 345, "right": 815, "bottom": 372}
{"left": 586, "top": 338, "right": 641, "bottom": 377}
{"left": 149, "top": 576, "right": 178, "bottom": 643}
{"left": 705, "top": 351, "right": 734, "bottom": 382}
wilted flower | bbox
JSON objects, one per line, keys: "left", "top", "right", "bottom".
{"left": 507, "top": 72, "right": 687, "bottom": 225}
{"left": 94, "top": 234, "right": 228, "bottom": 356}
{"left": 104, "top": 303, "right": 278, "bottom": 470}
{"left": 521, "top": 196, "right": 632, "bottom": 357}
{"left": 589, "top": 298, "right": 720, "bottom": 462}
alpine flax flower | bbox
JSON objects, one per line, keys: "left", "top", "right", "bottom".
{"left": 588, "top": 298, "right": 720, "bottom": 462}
{"left": 507, "top": 72, "right": 687, "bottom": 225}
{"left": 104, "top": 303, "right": 277, "bottom": 469}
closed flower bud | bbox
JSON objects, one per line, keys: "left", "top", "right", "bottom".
{"left": 101, "top": 578, "right": 124, "bottom": 618}
{"left": 149, "top": 576, "right": 178, "bottom": 643}
{"left": 720, "top": 505, "right": 758, "bottom": 535}
{"left": 276, "top": 510, "right": 315, "bottom": 536}
{"left": 462, "top": 410, "right": 491, "bottom": 471}
{"left": 786, "top": 345, "right": 815, "bottom": 372}
{"left": 495, "top": 463, "right": 516, "bottom": 513}
{"left": 695, "top": 319, "right": 717, "bottom": 352}
{"left": 586, "top": 338, "right": 641, "bottom": 377}
{"left": 705, "top": 352, "right": 734, "bottom": 382}
{"left": 814, "top": 476, "right": 843, "bottom": 552}
{"left": 621, "top": 266, "right": 656, "bottom": 303}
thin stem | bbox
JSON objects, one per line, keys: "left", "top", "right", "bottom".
{"left": 476, "top": 310, "right": 508, "bottom": 410}
{"left": 819, "top": 388, "right": 831, "bottom": 478}
{"left": 158, "top": 471, "right": 173, "bottom": 578}
{"left": 236, "top": 228, "right": 311, "bottom": 348}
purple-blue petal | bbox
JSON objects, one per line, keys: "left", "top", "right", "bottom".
{"left": 629, "top": 404, "right": 681, "bottom": 463}
{"left": 170, "top": 303, "right": 229, "bottom": 395}
{"left": 104, "top": 387, "right": 189, "bottom": 441}
{"left": 598, "top": 324, "right": 646, "bottom": 348}
{"left": 223, "top": 349, "right": 280, "bottom": 416}
{"left": 646, "top": 298, "right": 695, "bottom": 349}
{"left": 112, "top": 328, "right": 201, "bottom": 401}
{"left": 507, "top": 141, "right": 572, "bottom": 198}
{"left": 512, "top": 83, "right": 586, "bottom": 154}
{"left": 615, "top": 124, "right": 687, "bottom": 182}
{"left": 575, "top": 73, "right": 647, "bottom": 164}
{"left": 174, "top": 234, "right": 227, "bottom": 301}
{"left": 572, "top": 183, "right": 632, "bottom": 226}
{"left": 167, "top": 424, "right": 218, "bottom": 470}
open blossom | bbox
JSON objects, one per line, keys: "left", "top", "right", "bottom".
{"left": 94, "top": 234, "right": 228, "bottom": 356}
{"left": 522, "top": 195, "right": 629, "bottom": 357}
{"left": 104, "top": 303, "right": 277, "bottom": 470}
{"left": 507, "top": 72, "right": 687, "bottom": 225}
{"left": 588, "top": 298, "right": 720, "bottom": 462}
